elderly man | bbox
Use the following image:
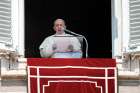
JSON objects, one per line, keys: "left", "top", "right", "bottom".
{"left": 39, "top": 19, "right": 82, "bottom": 58}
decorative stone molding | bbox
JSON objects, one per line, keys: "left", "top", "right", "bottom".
{"left": 123, "top": 52, "right": 140, "bottom": 61}
{"left": 0, "top": 49, "right": 19, "bottom": 62}
{"left": 122, "top": 52, "right": 140, "bottom": 73}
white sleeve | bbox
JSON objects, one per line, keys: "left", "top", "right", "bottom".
{"left": 39, "top": 36, "right": 54, "bottom": 58}
{"left": 71, "top": 37, "right": 81, "bottom": 51}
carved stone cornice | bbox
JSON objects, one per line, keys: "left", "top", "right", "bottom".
{"left": 0, "top": 49, "right": 19, "bottom": 62}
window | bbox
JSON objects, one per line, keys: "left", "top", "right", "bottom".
{"left": 0, "top": 0, "right": 12, "bottom": 46}
{"left": 112, "top": 0, "right": 140, "bottom": 58}
{"left": 0, "top": 0, "right": 24, "bottom": 56}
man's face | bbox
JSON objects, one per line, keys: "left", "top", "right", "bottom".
{"left": 53, "top": 19, "right": 65, "bottom": 34}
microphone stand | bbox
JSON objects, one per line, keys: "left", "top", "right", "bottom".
{"left": 64, "top": 29, "right": 88, "bottom": 58}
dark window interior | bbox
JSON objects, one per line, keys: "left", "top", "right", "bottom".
{"left": 25, "top": 0, "right": 112, "bottom": 58}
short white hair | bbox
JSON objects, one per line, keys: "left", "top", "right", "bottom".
{"left": 54, "top": 18, "right": 66, "bottom": 26}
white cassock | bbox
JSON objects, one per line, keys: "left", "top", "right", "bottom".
{"left": 39, "top": 33, "right": 82, "bottom": 58}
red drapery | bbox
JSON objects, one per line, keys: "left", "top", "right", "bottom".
{"left": 27, "top": 58, "right": 117, "bottom": 93}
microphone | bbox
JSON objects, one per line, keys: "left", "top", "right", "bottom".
{"left": 64, "top": 29, "right": 82, "bottom": 36}
{"left": 64, "top": 28, "right": 88, "bottom": 58}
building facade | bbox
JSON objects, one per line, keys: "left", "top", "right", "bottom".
{"left": 0, "top": 0, "right": 140, "bottom": 92}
